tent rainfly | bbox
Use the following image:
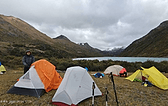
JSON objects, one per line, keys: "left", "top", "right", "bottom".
{"left": 126, "top": 66, "right": 168, "bottom": 90}
{"left": 104, "top": 65, "right": 127, "bottom": 76}
{"left": 0, "top": 63, "right": 6, "bottom": 74}
{"left": 52, "top": 66, "right": 102, "bottom": 106}
{"left": 7, "top": 59, "right": 62, "bottom": 97}
{"left": 93, "top": 72, "right": 105, "bottom": 78}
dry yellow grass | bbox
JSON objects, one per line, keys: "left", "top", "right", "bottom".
{"left": 0, "top": 69, "right": 168, "bottom": 106}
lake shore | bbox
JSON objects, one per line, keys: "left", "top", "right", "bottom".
{"left": 73, "top": 57, "right": 168, "bottom": 62}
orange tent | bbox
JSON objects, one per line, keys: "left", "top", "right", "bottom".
{"left": 7, "top": 59, "right": 62, "bottom": 97}
{"left": 31, "top": 59, "right": 62, "bottom": 92}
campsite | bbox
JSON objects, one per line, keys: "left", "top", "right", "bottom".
{"left": 1, "top": 2, "right": 168, "bottom": 105}
{"left": 1, "top": 62, "right": 168, "bottom": 106}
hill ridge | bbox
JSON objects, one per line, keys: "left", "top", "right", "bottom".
{"left": 120, "top": 20, "right": 168, "bottom": 57}
{"left": 0, "top": 14, "right": 103, "bottom": 59}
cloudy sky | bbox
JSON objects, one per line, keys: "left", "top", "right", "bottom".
{"left": 1, "top": 0, "right": 168, "bottom": 50}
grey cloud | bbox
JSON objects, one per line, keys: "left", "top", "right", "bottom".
{"left": 1, "top": 0, "right": 168, "bottom": 50}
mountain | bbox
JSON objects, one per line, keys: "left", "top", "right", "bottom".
{"left": 53, "top": 35, "right": 102, "bottom": 57}
{"left": 102, "top": 47, "right": 125, "bottom": 56}
{"left": 54, "top": 35, "right": 70, "bottom": 41}
{"left": 0, "top": 15, "right": 53, "bottom": 44}
{"left": 0, "top": 14, "right": 102, "bottom": 59}
{"left": 120, "top": 20, "right": 168, "bottom": 57}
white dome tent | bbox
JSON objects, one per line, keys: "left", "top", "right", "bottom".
{"left": 52, "top": 66, "right": 102, "bottom": 106}
{"left": 104, "top": 65, "right": 127, "bottom": 76}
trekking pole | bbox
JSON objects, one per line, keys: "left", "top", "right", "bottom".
{"left": 110, "top": 72, "right": 119, "bottom": 106}
{"left": 92, "top": 82, "right": 95, "bottom": 106}
{"left": 105, "top": 87, "right": 109, "bottom": 106}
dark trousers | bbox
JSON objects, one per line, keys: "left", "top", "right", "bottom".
{"left": 24, "top": 66, "right": 30, "bottom": 74}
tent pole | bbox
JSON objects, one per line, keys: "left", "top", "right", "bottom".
{"left": 29, "top": 70, "right": 41, "bottom": 106}
{"left": 29, "top": 69, "right": 40, "bottom": 98}
{"left": 141, "top": 71, "right": 142, "bottom": 81}
{"left": 110, "top": 72, "right": 119, "bottom": 106}
{"left": 92, "top": 82, "right": 95, "bottom": 106}
{"left": 30, "top": 78, "right": 40, "bottom": 98}
{"left": 105, "top": 87, "right": 108, "bottom": 106}
{"left": 139, "top": 67, "right": 143, "bottom": 81}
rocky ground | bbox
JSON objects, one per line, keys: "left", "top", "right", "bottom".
{"left": 0, "top": 68, "right": 168, "bottom": 106}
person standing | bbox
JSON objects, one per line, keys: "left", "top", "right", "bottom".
{"left": 22, "top": 50, "right": 35, "bottom": 74}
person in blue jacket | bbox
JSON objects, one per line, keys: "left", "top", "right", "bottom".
{"left": 22, "top": 50, "right": 35, "bottom": 74}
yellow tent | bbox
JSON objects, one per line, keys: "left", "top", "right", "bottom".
{"left": 126, "top": 66, "right": 168, "bottom": 90}
{"left": 0, "top": 65, "right": 6, "bottom": 74}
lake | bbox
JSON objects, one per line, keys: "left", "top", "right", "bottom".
{"left": 72, "top": 57, "right": 168, "bottom": 63}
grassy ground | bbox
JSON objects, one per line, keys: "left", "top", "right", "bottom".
{"left": 0, "top": 69, "right": 168, "bottom": 106}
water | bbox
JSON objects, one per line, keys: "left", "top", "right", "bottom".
{"left": 73, "top": 57, "right": 168, "bottom": 62}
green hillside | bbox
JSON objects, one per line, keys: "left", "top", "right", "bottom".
{"left": 0, "top": 14, "right": 102, "bottom": 59}
{"left": 120, "top": 20, "right": 168, "bottom": 57}
{"left": 0, "top": 14, "right": 105, "bottom": 68}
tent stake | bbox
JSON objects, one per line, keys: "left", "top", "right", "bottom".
{"left": 92, "top": 82, "right": 95, "bottom": 106}
{"left": 110, "top": 72, "right": 119, "bottom": 106}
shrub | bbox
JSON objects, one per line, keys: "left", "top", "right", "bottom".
{"left": 1, "top": 55, "right": 168, "bottom": 73}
